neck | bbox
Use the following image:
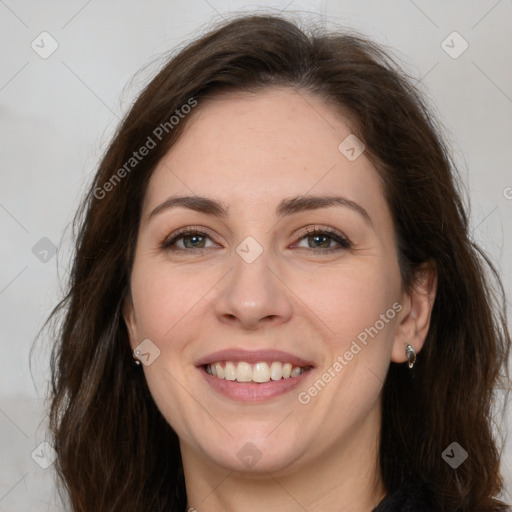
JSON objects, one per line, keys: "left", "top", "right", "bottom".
{"left": 182, "top": 405, "right": 386, "bottom": 512}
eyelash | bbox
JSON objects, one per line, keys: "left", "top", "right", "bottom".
{"left": 159, "top": 226, "right": 352, "bottom": 254}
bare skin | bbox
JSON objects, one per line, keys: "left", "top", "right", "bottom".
{"left": 124, "top": 88, "right": 437, "bottom": 512}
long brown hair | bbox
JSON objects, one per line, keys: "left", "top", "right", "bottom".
{"left": 45, "top": 14, "right": 511, "bottom": 511}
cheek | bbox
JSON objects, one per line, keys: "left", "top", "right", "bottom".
{"left": 129, "top": 261, "right": 208, "bottom": 436}
{"left": 295, "top": 265, "right": 399, "bottom": 431}
{"left": 291, "top": 260, "right": 400, "bottom": 349}
{"left": 129, "top": 258, "right": 208, "bottom": 341}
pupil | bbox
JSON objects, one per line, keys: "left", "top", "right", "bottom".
{"left": 185, "top": 235, "right": 204, "bottom": 248}
{"left": 311, "top": 235, "right": 328, "bottom": 248}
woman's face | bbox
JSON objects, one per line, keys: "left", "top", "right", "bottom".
{"left": 125, "top": 88, "right": 423, "bottom": 475}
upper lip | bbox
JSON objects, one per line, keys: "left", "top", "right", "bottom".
{"left": 195, "top": 348, "right": 315, "bottom": 368}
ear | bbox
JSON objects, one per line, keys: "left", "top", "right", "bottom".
{"left": 123, "top": 291, "right": 138, "bottom": 352}
{"left": 391, "top": 261, "right": 437, "bottom": 363}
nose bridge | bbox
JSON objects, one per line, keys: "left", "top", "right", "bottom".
{"left": 230, "top": 240, "right": 276, "bottom": 306}
{"left": 214, "top": 236, "right": 293, "bottom": 327}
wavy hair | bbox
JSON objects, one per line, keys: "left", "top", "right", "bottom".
{"left": 45, "top": 14, "right": 511, "bottom": 512}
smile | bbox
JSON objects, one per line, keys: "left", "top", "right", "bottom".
{"left": 205, "top": 361, "right": 307, "bottom": 383}
{"left": 196, "top": 348, "right": 315, "bottom": 401}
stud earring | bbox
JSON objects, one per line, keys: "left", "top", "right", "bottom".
{"left": 405, "top": 344, "right": 416, "bottom": 369}
{"left": 133, "top": 350, "right": 141, "bottom": 366}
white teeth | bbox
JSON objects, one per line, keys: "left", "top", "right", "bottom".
{"left": 224, "top": 361, "right": 236, "bottom": 381}
{"left": 205, "top": 361, "right": 306, "bottom": 383}
{"left": 270, "top": 361, "right": 283, "bottom": 380}
{"left": 236, "top": 362, "right": 253, "bottom": 382}
{"left": 214, "top": 362, "right": 224, "bottom": 379}
{"left": 252, "top": 362, "right": 270, "bottom": 383}
{"left": 290, "top": 366, "right": 302, "bottom": 377}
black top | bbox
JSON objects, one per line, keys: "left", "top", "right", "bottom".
{"left": 372, "top": 480, "right": 437, "bottom": 512}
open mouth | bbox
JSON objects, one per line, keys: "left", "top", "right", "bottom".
{"left": 196, "top": 348, "right": 315, "bottom": 401}
{"left": 204, "top": 361, "right": 313, "bottom": 383}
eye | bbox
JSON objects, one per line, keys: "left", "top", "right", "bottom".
{"left": 160, "top": 226, "right": 352, "bottom": 254}
{"left": 160, "top": 228, "right": 217, "bottom": 252}
{"left": 293, "top": 226, "right": 352, "bottom": 252}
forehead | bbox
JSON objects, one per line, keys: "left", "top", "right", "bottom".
{"left": 141, "top": 88, "right": 387, "bottom": 222}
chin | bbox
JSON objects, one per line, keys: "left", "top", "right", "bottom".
{"left": 192, "top": 432, "right": 309, "bottom": 475}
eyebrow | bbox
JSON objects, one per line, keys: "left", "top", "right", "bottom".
{"left": 148, "top": 194, "right": 373, "bottom": 227}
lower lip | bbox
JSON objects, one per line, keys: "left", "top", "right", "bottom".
{"left": 199, "top": 367, "right": 312, "bottom": 402}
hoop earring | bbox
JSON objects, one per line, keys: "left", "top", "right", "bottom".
{"left": 405, "top": 345, "right": 416, "bottom": 369}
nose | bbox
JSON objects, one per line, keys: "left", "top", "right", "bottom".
{"left": 214, "top": 247, "right": 294, "bottom": 330}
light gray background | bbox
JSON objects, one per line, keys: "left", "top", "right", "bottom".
{"left": 1, "top": 1, "right": 511, "bottom": 510}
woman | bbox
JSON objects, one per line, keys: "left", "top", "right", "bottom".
{"left": 47, "top": 14, "right": 511, "bottom": 512}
